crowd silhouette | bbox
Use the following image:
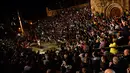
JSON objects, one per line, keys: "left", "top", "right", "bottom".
{"left": 0, "top": 5, "right": 130, "bottom": 73}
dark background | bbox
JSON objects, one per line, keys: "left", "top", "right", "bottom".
{"left": 0, "top": 0, "right": 89, "bottom": 38}
{"left": 0, "top": 0, "right": 89, "bottom": 20}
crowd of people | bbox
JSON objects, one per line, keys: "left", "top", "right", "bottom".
{"left": 0, "top": 4, "right": 130, "bottom": 73}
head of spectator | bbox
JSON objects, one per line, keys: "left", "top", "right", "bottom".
{"left": 46, "top": 69, "right": 53, "bottom": 73}
{"left": 92, "top": 51, "right": 99, "bottom": 57}
{"left": 84, "top": 52, "right": 89, "bottom": 58}
{"left": 101, "top": 56, "right": 107, "bottom": 63}
{"left": 124, "top": 49, "right": 130, "bottom": 56}
{"left": 112, "top": 56, "right": 119, "bottom": 64}
{"left": 122, "top": 20, "right": 126, "bottom": 26}
{"left": 117, "top": 32, "right": 122, "bottom": 39}
{"left": 79, "top": 53, "right": 83, "bottom": 58}
{"left": 101, "top": 48, "right": 109, "bottom": 56}
{"left": 128, "top": 36, "right": 130, "bottom": 40}
{"left": 127, "top": 67, "right": 130, "bottom": 73}
{"left": 112, "top": 38, "right": 117, "bottom": 43}
{"left": 64, "top": 54, "right": 68, "bottom": 59}
{"left": 128, "top": 41, "right": 130, "bottom": 46}
{"left": 81, "top": 67, "right": 87, "bottom": 73}
{"left": 104, "top": 69, "right": 115, "bottom": 73}
{"left": 99, "top": 38, "right": 106, "bottom": 49}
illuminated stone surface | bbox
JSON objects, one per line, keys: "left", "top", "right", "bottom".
{"left": 90, "top": 0, "right": 130, "bottom": 17}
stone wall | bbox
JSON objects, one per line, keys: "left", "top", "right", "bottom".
{"left": 91, "top": 0, "right": 130, "bottom": 17}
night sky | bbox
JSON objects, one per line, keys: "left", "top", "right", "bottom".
{"left": 0, "top": 0, "right": 47, "bottom": 20}
{"left": 0, "top": 0, "right": 48, "bottom": 38}
{"left": 0, "top": 0, "right": 89, "bottom": 20}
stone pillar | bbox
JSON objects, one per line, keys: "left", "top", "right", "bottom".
{"left": 121, "top": 0, "right": 124, "bottom": 7}
{"left": 126, "top": 0, "right": 129, "bottom": 10}
{"left": 124, "top": 0, "right": 129, "bottom": 10}
{"left": 91, "top": 0, "right": 128, "bottom": 17}
{"left": 129, "top": 0, "right": 130, "bottom": 10}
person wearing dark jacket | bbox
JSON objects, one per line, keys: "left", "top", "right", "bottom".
{"left": 91, "top": 51, "right": 100, "bottom": 73}
{"left": 120, "top": 49, "right": 130, "bottom": 73}
{"left": 109, "top": 56, "right": 122, "bottom": 73}
{"left": 100, "top": 56, "right": 109, "bottom": 72}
